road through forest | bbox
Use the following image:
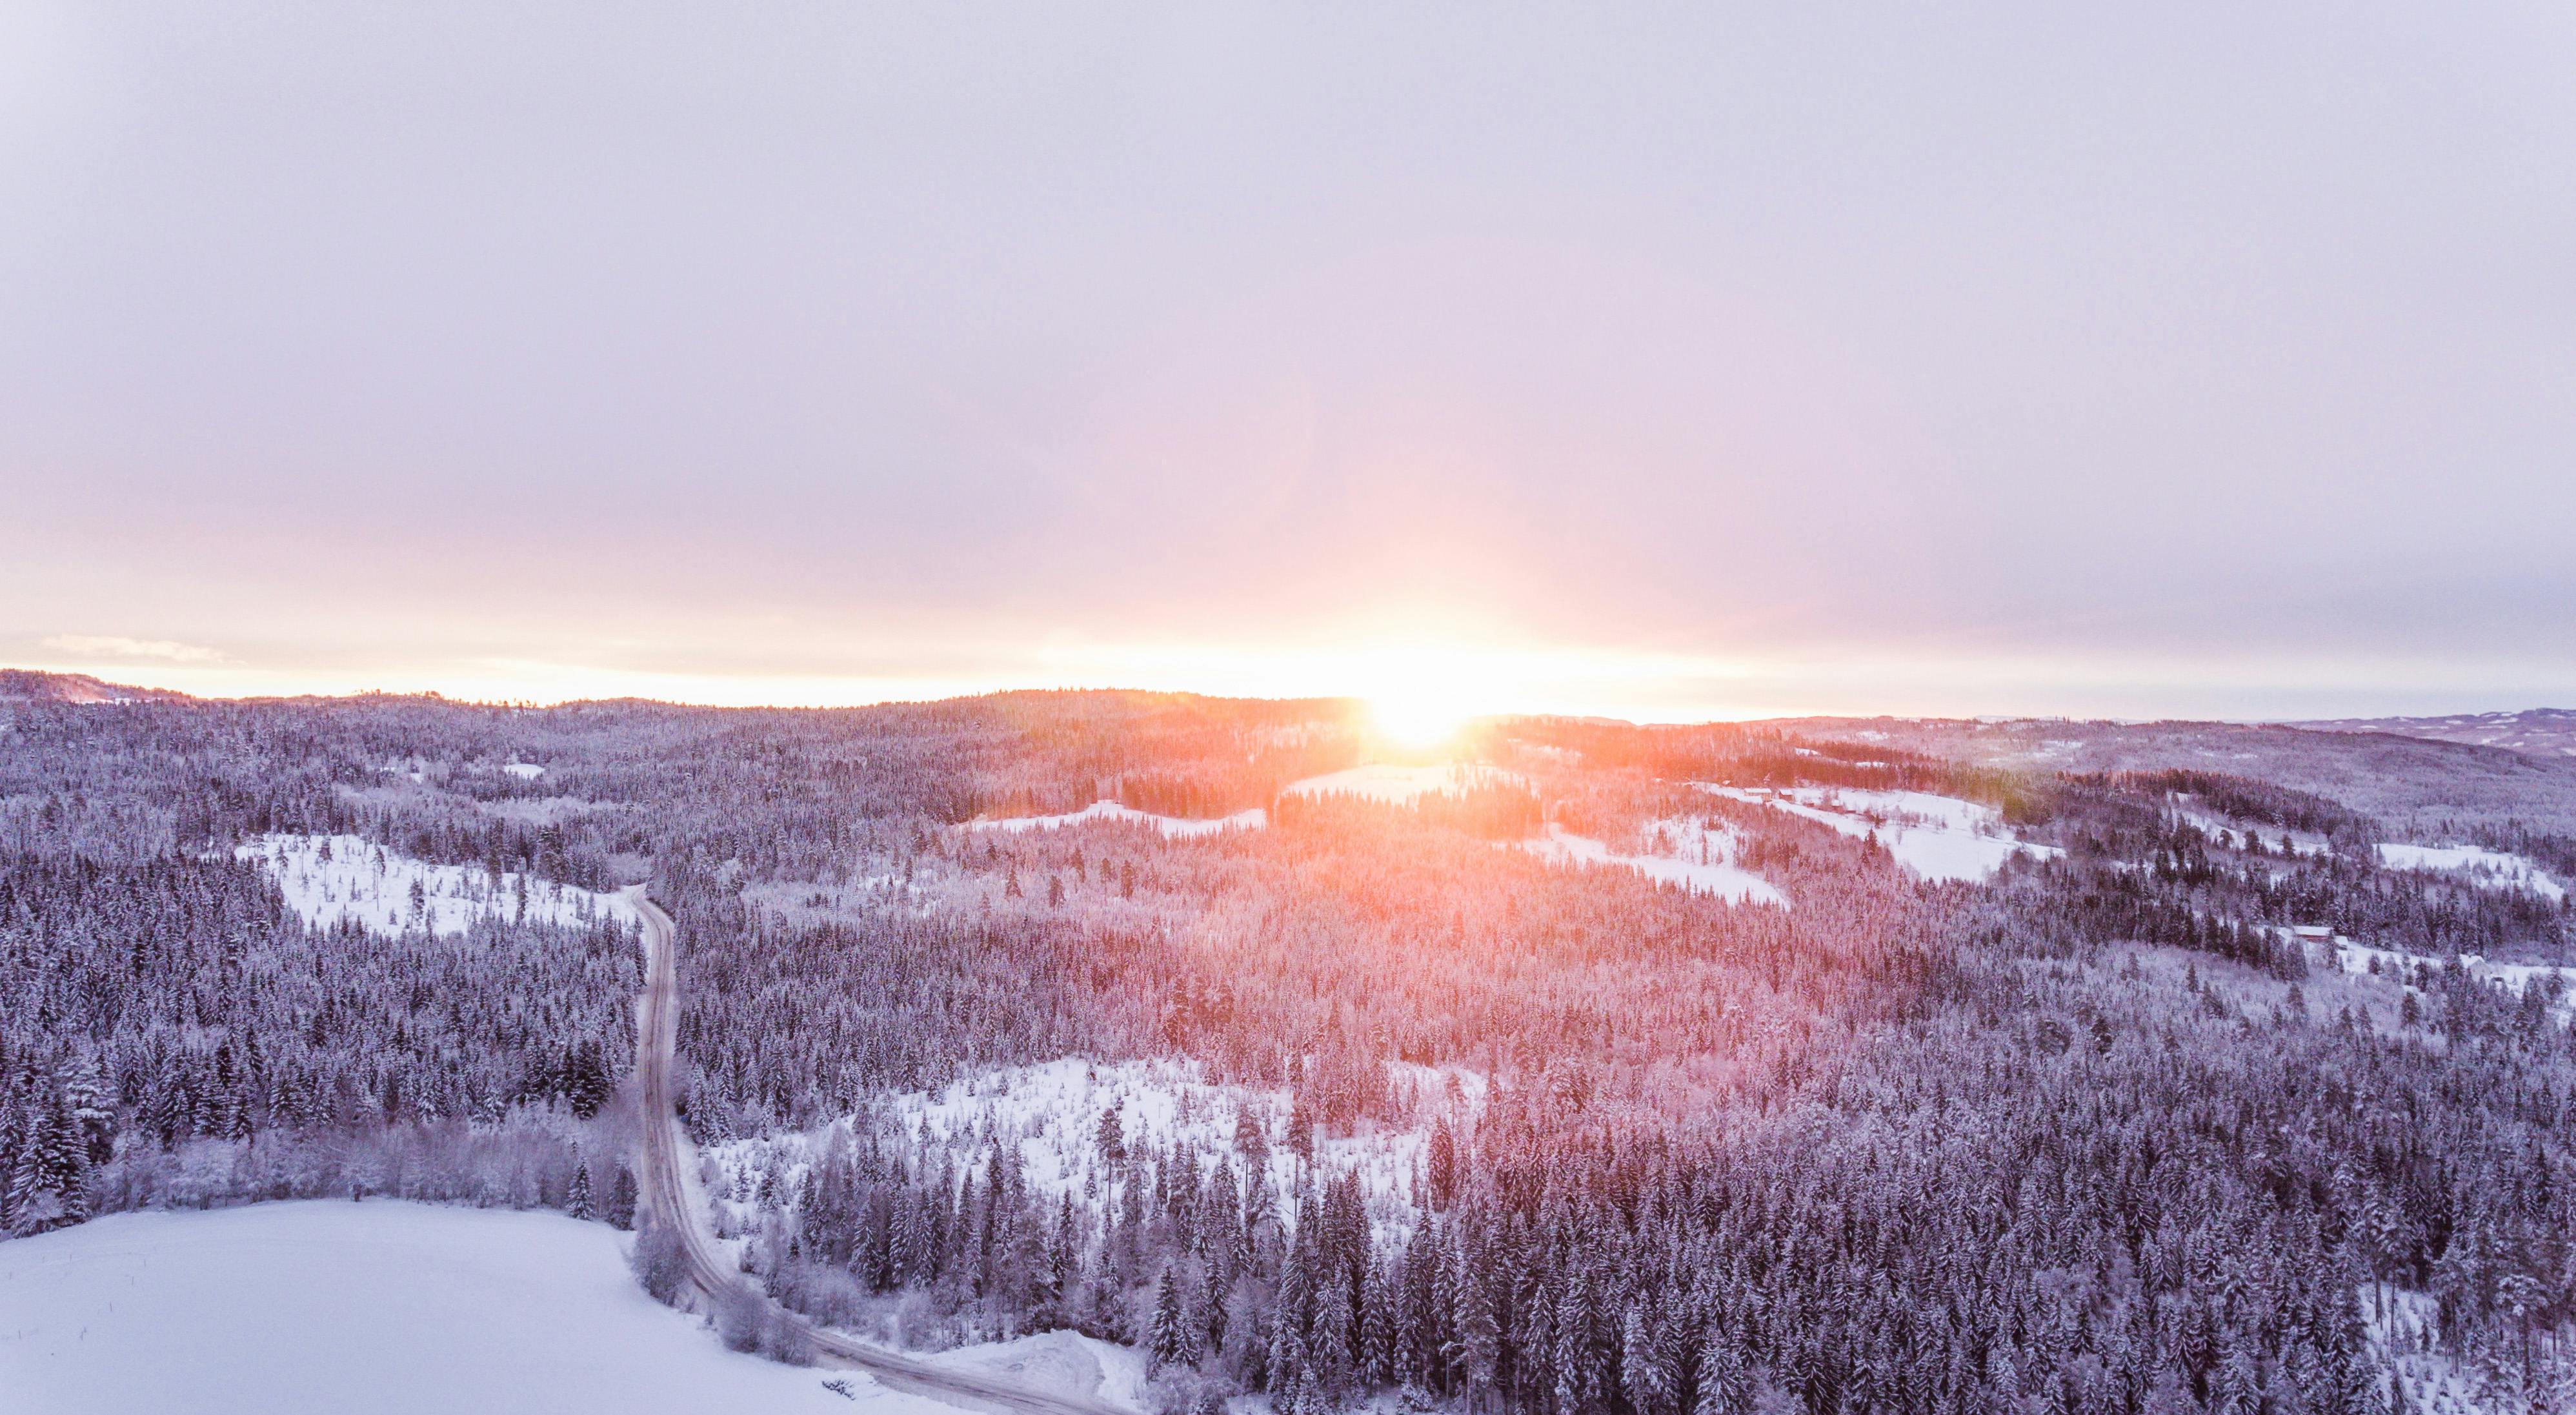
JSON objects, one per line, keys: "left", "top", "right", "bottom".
{"left": 630, "top": 893, "right": 1130, "bottom": 1415}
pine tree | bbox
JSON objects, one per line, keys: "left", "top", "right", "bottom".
{"left": 1622, "top": 1305, "right": 1671, "bottom": 1415}
{"left": 1235, "top": 1106, "right": 1271, "bottom": 1172}
{"left": 1097, "top": 1106, "right": 1126, "bottom": 1166}
{"left": 1695, "top": 1326, "right": 1747, "bottom": 1415}
{"left": 63, "top": 1062, "right": 115, "bottom": 1165}
{"left": 5, "top": 1088, "right": 77, "bottom": 1235}
{"left": 567, "top": 1162, "right": 596, "bottom": 1220}
{"left": 1151, "top": 1265, "right": 1200, "bottom": 1372}
{"left": 1454, "top": 1261, "right": 1500, "bottom": 1409}
{"left": 1313, "top": 1265, "right": 1356, "bottom": 1395}
{"left": 1427, "top": 1121, "right": 1458, "bottom": 1210}
{"left": 606, "top": 1165, "right": 639, "bottom": 1230}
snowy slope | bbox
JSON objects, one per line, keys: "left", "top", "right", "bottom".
{"left": 0, "top": 1201, "right": 938, "bottom": 1415}
{"left": 2360, "top": 1285, "right": 2484, "bottom": 1414}
{"left": 2329, "top": 934, "right": 2576, "bottom": 1014}
{"left": 1519, "top": 821, "right": 1786, "bottom": 907}
{"left": 707, "top": 1058, "right": 1482, "bottom": 1246}
{"left": 2374, "top": 843, "right": 2566, "bottom": 901}
{"left": 963, "top": 800, "right": 1266, "bottom": 837}
{"left": 966, "top": 765, "right": 1531, "bottom": 834}
{"left": 237, "top": 833, "right": 639, "bottom": 938}
{"left": 1282, "top": 763, "right": 1525, "bottom": 804}
{"left": 1697, "top": 785, "right": 2060, "bottom": 883}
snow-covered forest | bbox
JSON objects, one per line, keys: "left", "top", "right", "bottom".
{"left": 7, "top": 683, "right": 2576, "bottom": 1414}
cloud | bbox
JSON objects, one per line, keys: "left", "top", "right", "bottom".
{"left": 43, "top": 634, "right": 227, "bottom": 664}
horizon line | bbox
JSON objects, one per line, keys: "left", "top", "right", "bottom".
{"left": 5, "top": 663, "right": 2553, "bottom": 730}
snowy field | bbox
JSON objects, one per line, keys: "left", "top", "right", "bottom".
{"left": 1518, "top": 820, "right": 1786, "bottom": 907}
{"left": 2375, "top": 843, "right": 2566, "bottom": 901}
{"left": 236, "top": 833, "right": 639, "bottom": 938}
{"left": 2172, "top": 807, "right": 2338, "bottom": 859}
{"left": 957, "top": 763, "right": 1533, "bottom": 836}
{"left": 1698, "top": 786, "right": 2060, "bottom": 883}
{"left": 1282, "top": 763, "right": 1526, "bottom": 804}
{"left": 2331, "top": 935, "right": 2576, "bottom": 1014}
{"left": 0, "top": 1201, "right": 935, "bottom": 1415}
{"left": 962, "top": 800, "right": 1267, "bottom": 838}
{"left": 709, "top": 1058, "right": 1483, "bottom": 1245}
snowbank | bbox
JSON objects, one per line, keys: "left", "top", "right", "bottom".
{"left": 1519, "top": 821, "right": 1786, "bottom": 907}
{"left": 2375, "top": 843, "right": 2566, "bottom": 901}
{"left": 963, "top": 801, "right": 1266, "bottom": 838}
{"left": 236, "top": 833, "right": 638, "bottom": 938}
{"left": 1698, "top": 786, "right": 2059, "bottom": 884}
{"left": 0, "top": 1201, "right": 929, "bottom": 1415}
{"left": 1282, "top": 763, "right": 1525, "bottom": 805}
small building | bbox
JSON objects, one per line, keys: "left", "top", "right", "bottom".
{"left": 2289, "top": 925, "right": 2337, "bottom": 964}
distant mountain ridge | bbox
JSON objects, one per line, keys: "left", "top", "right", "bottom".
{"left": 2294, "top": 707, "right": 2576, "bottom": 759}
{"left": 1767, "top": 712, "right": 2576, "bottom": 836}
{"left": 0, "top": 669, "right": 188, "bottom": 704}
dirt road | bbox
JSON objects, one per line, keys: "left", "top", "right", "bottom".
{"left": 629, "top": 893, "right": 1129, "bottom": 1415}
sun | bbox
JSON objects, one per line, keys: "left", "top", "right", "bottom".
{"left": 1369, "top": 687, "right": 1477, "bottom": 750}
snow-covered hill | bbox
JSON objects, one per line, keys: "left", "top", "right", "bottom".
{"left": 0, "top": 668, "right": 186, "bottom": 704}
{"left": 2298, "top": 707, "right": 2576, "bottom": 759}
{"left": 1282, "top": 763, "right": 1525, "bottom": 803}
{"left": 1518, "top": 820, "right": 1785, "bottom": 907}
{"left": 2374, "top": 841, "right": 2566, "bottom": 901}
{"left": 0, "top": 1201, "right": 934, "bottom": 1415}
{"left": 961, "top": 800, "right": 1266, "bottom": 837}
{"left": 1698, "top": 785, "right": 2060, "bottom": 883}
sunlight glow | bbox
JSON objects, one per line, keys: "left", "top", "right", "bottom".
{"left": 43, "top": 618, "right": 2428, "bottom": 722}
{"left": 1369, "top": 688, "right": 1478, "bottom": 749}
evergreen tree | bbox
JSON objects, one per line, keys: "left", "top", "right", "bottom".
{"left": 606, "top": 1165, "right": 639, "bottom": 1231}
{"left": 1694, "top": 1327, "right": 1747, "bottom": 1415}
{"left": 1151, "top": 1265, "right": 1200, "bottom": 1372}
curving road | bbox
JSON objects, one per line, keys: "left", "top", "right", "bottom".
{"left": 629, "top": 893, "right": 1127, "bottom": 1415}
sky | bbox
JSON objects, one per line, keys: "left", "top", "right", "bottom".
{"left": 4, "top": 3, "right": 2573, "bottom": 723}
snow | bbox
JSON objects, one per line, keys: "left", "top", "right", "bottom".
{"left": 2362, "top": 1285, "right": 2482, "bottom": 1414}
{"left": 2173, "top": 807, "right": 2336, "bottom": 858}
{"left": 707, "top": 1058, "right": 1482, "bottom": 1245}
{"left": 1696, "top": 786, "right": 2060, "bottom": 884}
{"left": 0, "top": 1201, "right": 940, "bottom": 1415}
{"left": 2321, "top": 933, "right": 2576, "bottom": 1016}
{"left": 962, "top": 800, "right": 1266, "bottom": 838}
{"left": 503, "top": 761, "right": 547, "bottom": 780}
{"left": 1282, "top": 763, "right": 1526, "bottom": 805}
{"left": 1518, "top": 821, "right": 1786, "bottom": 907}
{"left": 236, "top": 833, "right": 639, "bottom": 938}
{"left": 923, "top": 1331, "right": 1149, "bottom": 1415}
{"left": 2375, "top": 843, "right": 2566, "bottom": 901}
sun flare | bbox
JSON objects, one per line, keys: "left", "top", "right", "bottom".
{"left": 1368, "top": 687, "right": 1478, "bottom": 749}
